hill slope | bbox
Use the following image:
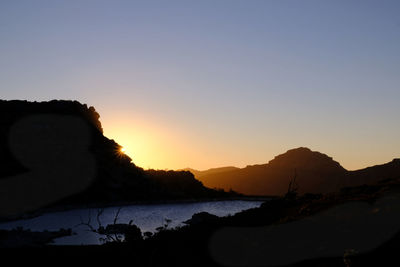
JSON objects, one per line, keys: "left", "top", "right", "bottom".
{"left": 0, "top": 100, "right": 231, "bottom": 217}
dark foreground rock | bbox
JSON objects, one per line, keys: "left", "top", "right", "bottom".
{"left": 183, "top": 212, "right": 219, "bottom": 225}
{"left": 0, "top": 228, "right": 73, "bottom": 248}
{"left": 3, "top": 179, "right": 400, "bottom": 267}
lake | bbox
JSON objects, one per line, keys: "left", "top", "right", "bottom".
{"left": 0, "top": 200, "right": 263, "bottom": 245}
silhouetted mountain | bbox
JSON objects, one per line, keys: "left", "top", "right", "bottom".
{"left": 0, "top": 100, "right": 232, "bottom": 216}
{"left": 192, "top": 147, "right": 400, "bottom": 196}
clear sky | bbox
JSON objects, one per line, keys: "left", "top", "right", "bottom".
{"left": 1, "top": 0, "right": 399, "bottom": 171}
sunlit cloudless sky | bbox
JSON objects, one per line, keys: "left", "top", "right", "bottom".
{"left": 1, "top": 0, "right": 399, "bottom": 170}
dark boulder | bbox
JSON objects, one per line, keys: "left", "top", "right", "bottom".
{"left": 183, "top": 212, "right": 219, "bottom": 225}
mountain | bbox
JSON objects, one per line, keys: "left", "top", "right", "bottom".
{"left": 0, "top": 100, "right": 232, "bottom": 217}
{"left": 190, "top": 147, "right": 400, "bottom": 196}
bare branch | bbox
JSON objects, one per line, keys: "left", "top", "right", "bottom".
{"left": 96, "top": 208, "right": 104, "bottom": 228}
{"left": 114, "top": 207, "right": 122, "bottom": 225}
{"left": 75, "top": 212, "right": 97, "bottom": 232}
{"left": 76, "top": 207, "right": 129, "bottom": 244}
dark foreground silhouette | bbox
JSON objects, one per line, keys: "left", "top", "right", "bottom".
{"left": 2, "top": 178, "right": 400, "bottom": 267}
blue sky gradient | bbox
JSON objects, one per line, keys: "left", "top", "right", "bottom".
{"left": 1, "top": 0, "right": 399, "bottom": 170}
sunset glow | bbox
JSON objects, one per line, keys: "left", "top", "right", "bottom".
{"left": 2, "top": 1, "right": 400, "bottom": 263}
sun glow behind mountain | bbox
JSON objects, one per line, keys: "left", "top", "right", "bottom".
{"left": 100, "top": 112, "right": 195, "bottom": 170}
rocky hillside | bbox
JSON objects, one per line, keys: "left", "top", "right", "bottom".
{"left": 0, "top": 100, "right": 231, "bottom": 217}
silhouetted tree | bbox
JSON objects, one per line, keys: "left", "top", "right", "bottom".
{"left": 77, "top": 207, "right": 142, "bottom": 243}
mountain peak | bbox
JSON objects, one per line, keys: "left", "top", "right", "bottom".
{"left": 267, "top": 147, "right": 345, "bottom": 171}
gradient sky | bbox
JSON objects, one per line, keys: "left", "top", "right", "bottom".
{"left": 1, "top": 0, "right": 399, "bottom": 171}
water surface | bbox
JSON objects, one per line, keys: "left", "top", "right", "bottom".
{"left": 0, "top": 200, "right": 263, "bottom": 245}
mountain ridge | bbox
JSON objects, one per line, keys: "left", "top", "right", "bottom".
{"left": 185, "top": 147, "right": 400, "bottom": 195}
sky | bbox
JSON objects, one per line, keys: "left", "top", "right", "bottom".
{"left": 1, "top": 0, "right": 399, "bottom": 171}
